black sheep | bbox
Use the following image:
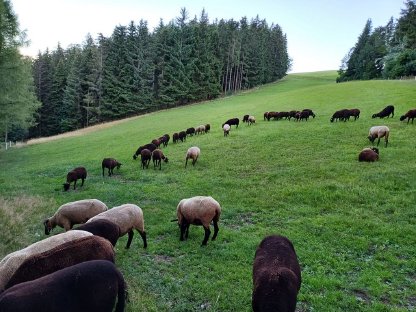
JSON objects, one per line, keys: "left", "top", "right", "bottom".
{"left": 205, "top": 124, "right": 211, "bottom": 133}
{"left": 243, "top": 115, "right": 249, "bottom": 123}
{"left": 302, "top": 109, "right": 316, "bottom": 118}
{"left": 186, "top": 127, "right": 196, "bottom": 136}
{"left": 76, "top": 219, "right": 121, "bottom": 246}
{"left": 63, "top": 167, "right": 87, "bottom": 191}
{"left": 222, "top": 118, "right": 239, "bottom": 128}
{"left": 372, "top": 105, "right": 394, "bottom": 119}
{"left": 349, "top": 108, "right": 360, "bottom": 120}
{"left": 0, "top": 260, "right": 126, "bottom": 312}
{"left": 152, "top": 149, "right": 168, "bottom": 170}
{"left": 133, "top": 143, "right": 157, "bottom": 160}
{"left": 140, "top": 149, "right": 152, "bottom": 169}
{"left": 173, "top": 132, "right": 179, "bottom": 143}
{"left": 330, "top": 109, "right": 349, "bottom": 122}
{"left": 179, "top": 131, "right": 187, "bottom": 142}
{"left": 101, "top": 158, "right": 122, "bottom": 177}
{"left": 252, "top": 235, "right": 301, "bottom": 312}
{"left": 162, "top": 134, "right": 170, "bottom": 146}
{"left": 400, "top": 109, "right": 416, "bottom": 124}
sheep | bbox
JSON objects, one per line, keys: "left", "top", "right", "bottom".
{"left": 330, "top": 109, "right": 349, "bottom": 122}
{"left": 63, "top": 166, "right": 87, "bottom": 191}
{"left": 152, "top": 149, "right": 168, "bottom": 170}
{"left": 185, "top": 146, "right": 200, "bottom": 168}
{"left": 173, "top": 196, "right": 221, "bottom": 246}
{"left": 248, "top": 115, "right": 256, "bottom": 125}
{"left": 263, "top": 112, "right": 269, "bottom": 121}
{"left": 349, "top": 108, "right": 360, "bottom": 120}
{"left": 151, "top": 138, "right": 161, "bottom": 148}
{"left": 400, "top": 109, "right": 416, "bottom": 124}
{"left": 133, "top": 143, "right": 157, "bottom": 160}
{"left": 288, "top": 110, "right": 300, "bottom": 121}
{"left": 179, "top": 131, "right": 187, "bottom": 142}
{"left": 0, "top": 230, "right": 92, "bottom": 292}
{"left": 5, "top": 235, "right": 115, "bottom": 290}
{"left": 162, "top": 133, "right": 170, "bottom": 147}
{"left": 222, "top": 118, "right": 239, "bottom": 128}
{"left": 102, "top": 158, "right": 122, "bottom": 177}
{"left": 243, "top": 114, "right": 249, "bottom": 123}
{"left": 372, "top": 105, "right": 394, "bottom": 119}
{"left": 87, "top": 203, "right": 147, "bottom": 249}
{"left": 252, "top": 235, "right": 301, "bottom": 312}
{"left": 267, "top": 112, "right": 278, "bottom": 121}
{"left": 76, "top": 219, "right": 121, "bottom": 246}
{"left": 0, "top": 260, "right": 126, "bottom": 312}
{"left": 223, "top": 124, "right": 231, "bottom": 137}
{"left": 186, "top": 127, "right": 196, "bottom": 137}
{"left": 298, "top": 110, "right": 311, "bottom": 121}
{"left": 358, "top": 147, "right": 379, "bottom": 162}
{"left": 195, "top": 125, "right": 206, "bottom": 135}
{"left": 173, "top": 132, "right": 179, "bottom": 143}
{"left": 205, "top": 124, "right": 211, "bottom": 133}
{"left": 43, "top": 199, "right": 108, "bottom": 235}
{"left": 276, "top": 111, "right": 289, "bottom": 120}
{"left": 302, "top": 109, "right": 316, "bottom": 118}
{"left": 368, "top": 125, "right": 390, "bottom": 147}
{"left": 140, "top": 149, "right": 152, "bottom": 169}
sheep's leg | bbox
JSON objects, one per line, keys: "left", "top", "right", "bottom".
{"left": 212, "top": 221, "right": 219, "bottom": 241}
{"left": 201, "top": 226, "right": 211, "bottom": 246}
{"left": 180, "top": 221, "right": 188, "bottom": 241}
{"left": 138, "top": 230, "right": 147, "bottom": 248}
{"left": 102, "top": 167, "right": 105, "bottom": 177}
{"left": 73, "top": 180, "right": 77, "bottom": 190}
{"left": 185, "top": 224, "right": 190, "bottom": 239}
{"left": 81, "top": 178, "right": 85, "bottom": 187}
{"left": 377, "top": 138, "right": 380, "bottom": 146}
{"left": 126, "top": 230, "right": 134, "bottom": 249}
{"left": 185, "top": 158, "right": 188, "bottom": 168}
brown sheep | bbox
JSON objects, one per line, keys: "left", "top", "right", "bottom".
{"left": 76, "top": 219, "right": 121, "bottom": 246}
{"left": 173, "top": 132, "right": 179, "bottom": 143}
{"left": 372, "top": 105, "right": 394, "bottom": 119}
{"left": 400, "top": 109, "right": 416, "bottom": 124}
{"left": 140, "top": 149, "right": 152, "bottom": 169}
{"left": 63, "top": 167, "right": 87, "bottom": 191}
{"left": 133, "top": 143, "right": 157, "bottom": 160}
{"left": 185, "top": 146, "right": 200, "bottom": 168}
{"left": 368, "top": 126, "right": 390, "bottom": 147}
{"left": 358, "top": 147, "right": 379, "bottom": 162}
{"left": 102, "top": 158, "right": 122, "bottom": 177}
{"left": 252, "top": 235, "right": 301, "bottom": 312}
{"left": 152, "top": 149, "right": 168, "bottom": 170}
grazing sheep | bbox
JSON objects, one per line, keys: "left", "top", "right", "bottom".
{"left": 302, "top": 109, "right": 316, "bottom": 118}
{"left": 87, "top": 204, "right": 147, "bottom": 249}
{"left": 368, "top": 125, "right": 390, "bottom": 147}
{"left": 267, "top": 112, "right": 278, "bottom": 121}
{"left": 151, "top": 138, "right": 161, "bottom": 148}
{"left": 0, "top": 230, "right": 92, "bottom": 292}
{"left": 349, "top": 108, "right": 360, "bottom": 120}
{"left": 195, "top": 125, "right": 206, "bottom": 135}
{"left": 223, "top": 124, "right": 231, "bottom": 136}
{"left": 152, "top": 149, "right": 168, "bottom": 170}
{"left": 263, "top": 112, "right": 269, "bottom": 121}
{"left": 161, "top": 134, "right": 170, "bottom": 147}
{"left": 252, "top": 235, "right": 301, "bottom": 312}
{"left": 205, "top": 124, "right": 211, "bottom": 133}
{"left": 0, "top": 260, "right": 126, "bottom": 312}
{"left": 179, "top": 131, "right": 187, "bottom": 142}
{"left": 186, "top": 127, "right": 196, "bottom": 137}
{"left": 185, "top": 146, "right": 200, "bottom": 168}
{"left": 276, "top": 111, "right": 289, "bottom": 120}
{"left": 358, "top": 147, "right": 379, "bottom": 162}
{"left": 400, "top": 109, "right": 416, "bottom": 124}
{"left": 140, "top": 149, "right": 152, "bottom": 169}
{"left": 372, "top": 105, "right": 394, "bottom": 119}
{"left": 330, "top": 109, "right": 349, "bottom": 122}
{"left": 102, "top": 158, "right": 122, "bottom": 177}
{"left": 43, "top": 199, "right": 108, "bottom": 235}
{"left": 133, "top": 143, "right": 157, "bottom": 160}
{"left": 288, "top": 110, "right": 300, "bottom": 121}
{"left": 173, "top": 132, "right": 179, "bottom": 143}
{"left": 222, "top": 118, "right": 239, "bottom": 128}
{"left": 243, "top": 114, "right": 249, "bottom": 123}
{"left": 174, "top": 196, "right": 221, "bottom": 246}
{"left": 63, "top": 166, "right": 87, "bottom": 191}
{"left": 5, "top": 235, "right": 115, "bottom": 290}
{"left": 298, "top": 110, "right": 311, "bottom": 121}
{"left": 76, "top": 219, "right": 121, "bottom": 246}
{"left": 248, "top": 115, "right": 256, "bottom": 125}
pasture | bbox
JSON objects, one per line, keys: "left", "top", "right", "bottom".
{"left": 0, "top": 71, "right": 415, "bottom": 311}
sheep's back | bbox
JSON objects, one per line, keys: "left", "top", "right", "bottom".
{"left": 178, "top": 196, "right": 220, "bottom": 226}
{"left": 56, "top": 199, "right": 108, "bottom": 224}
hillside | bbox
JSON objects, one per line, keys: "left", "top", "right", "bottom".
{"left": 1, "top": 71, "right": 415, "bottom": 311}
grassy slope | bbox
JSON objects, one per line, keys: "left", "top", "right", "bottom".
{"left": 0, "top": 71, "right": 415, "bottom": 311}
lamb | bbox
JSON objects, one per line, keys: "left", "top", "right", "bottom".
{"left": 358, "top": 147, "right": 379, "bottom": 162}
{"left": 5, "top": 235, "right": 115, "bottom": 290}
{"left": 0, "top": 260, "right": 126, "bottom": 312}
{"left": 185, "top": 146, "right": 200, "bottom": 168}
{"left": 152, "top": 149, "right": 169, "bottom": 170}
{"left": 400, "top": 109, "right": 416, "bottom": 124}
{"left": 43, "top": 199, "right": 108, "bottom": 235}
{"left": 173, "top": 196, "right": 221, "bottom": 246}
{"left": 223, "top": 124, "right": 231, "bottom": 136}
{"left": 63, "top": 166, "right": 87, "bottom": 191}
{"left": 133, "top": 143, "right": 157, "bottom": 160}
{"left": 0, "top": 230, "right": 92, "bottom": 292}
{"left": 102, "top": 158, "right": 122, "bottom": 177}
{"left": 87, "top": 203, "right": 147, "bottom": 249}
{"left": 179, "top": 131, "right": 187, "bottom": 142}
{"left": 205, "top": 124, "right": 211, "bottom": 133}
{"left": 372, "top": 105, "right": 394, "bottom": 119}
{"left": 186, "top": 127, "right": 196, "bottom": 137}
{"left": 76, "top": 219, "right": 121, "bottom": 246}
{"left": 349, "top": 108, "right": 360, "bottom": 120}
{"left": 222, "top": 118, "right": 239, "bottom": 128}
{"left": 368, "top": 125, "right": 390, "bottom": 147}
{"left": 252, "top": 235, "right": 301, "bottom": 312}
{"left": 140, "top": 149, "right": 152, "bottom": 169}
{"left": 248, "top": 116, "right": 256, "bottom": 125}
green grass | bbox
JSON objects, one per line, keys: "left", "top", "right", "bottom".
{"left": 1, "top": 71, "right": 415, "bottom": 311}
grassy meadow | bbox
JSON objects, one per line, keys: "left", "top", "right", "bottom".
{"left": 0, "top": 71, "right": 415, "bottom": 311}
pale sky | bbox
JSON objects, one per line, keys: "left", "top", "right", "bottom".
{"left": 11, "top": 0, "right": 405, "bottom": 73}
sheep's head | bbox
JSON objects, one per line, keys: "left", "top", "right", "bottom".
{"left": 371, "top": 147, "right": 379, "bottom": 154}
{"left": 63, "top": 182, "right": 70, "bottom": 191}
{"left": 133, "top": 154, "right": 137, "bottom": 160}
{"left": 400, "top": 115, "right": 406, "bottom": 121}
{"left": 164, "top": 157, "right": 169, "bottom": 163}
{"left": 368, "top": 135, "right": 376, "bottom": 143}
{"left": 372, "top": 114, "right": 377, "bottom": 119}
{"left": 330, "top": 117, "right": 334, "bottom": 122}
{"left": 116, "top": 162, "right": 122, "bottom": 169}
{"left": 43, "top": 219, "right": 52, "bottom": 235}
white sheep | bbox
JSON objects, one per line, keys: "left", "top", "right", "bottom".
{"left": 195, "top": 125, "right": 206, "bottom": 135}
{"left": 223, "top": 124, "right": 231, "bottom": 136}
{"left": 368, "top": 126, "right": 390, "bottom": 147}
{"left": 248, "top": 116, "right": 256, "bottom": 125}
{"left": 174, "top": 196, "right": 221, "bottom": 246}
{"left": 185, "top": 146, "right": 200, "bottom": 168}
{"left": 0, "top": 230, "right": 92, "bottom": 292}
{"left": 43, "top": 199, "right": 108, "bottom": 235}
{"left": 87, "top": 204, "right": 147, "bottom": 249}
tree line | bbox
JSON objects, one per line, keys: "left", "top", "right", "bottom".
{"left": 27, "top": 9, "right": 290, "bottom": 139}
{"left": 337, "top": 0, "right": 416, "bottom": 82}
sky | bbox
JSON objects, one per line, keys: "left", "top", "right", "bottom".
{"left": 11, "top": 0, "right": 406, "bottom": 73}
